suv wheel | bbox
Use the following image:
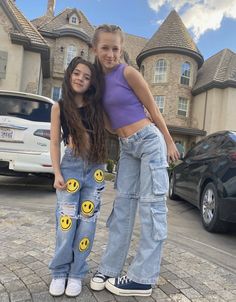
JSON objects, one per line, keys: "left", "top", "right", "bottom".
{"left": 169, "top": 173, "right": 179, "bottom": 200}
{"left": 201, "top": 183, "right": 228, "bottom": 233}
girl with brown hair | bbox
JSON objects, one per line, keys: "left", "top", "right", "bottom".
{"left": 49, "top": 56, "right": 106, "bottom": 297}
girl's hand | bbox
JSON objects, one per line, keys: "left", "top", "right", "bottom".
{"left": 54, "top": 174, "right": 66, "bottom": 190}
{"left": 144, "top": 108, "right": 153, "bottom": 122}
{"left": 167, "top": 141, "right": 180, "bottom": 163}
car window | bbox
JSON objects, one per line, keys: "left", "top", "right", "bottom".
{"left": 0, "top": 95, "right": 52, "bottom": 122}
{"left": 222, "top": 133, "right": 236, "bottom": 148}
{"left": 185, "top": 135, "right": 225, "bottom": 158}
{"left": 228, "top": 133, "right": 236, "bottom": 143}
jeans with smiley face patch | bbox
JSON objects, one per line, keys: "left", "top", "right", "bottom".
{"left": 98, "top": 123, "right": 169, "bottom": 285}
{"left": 49, "top": 147, "right": 105, "bottom": 279}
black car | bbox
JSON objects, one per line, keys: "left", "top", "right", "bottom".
{"left": 169, "top": 131, "right": 236, "bottom": 233}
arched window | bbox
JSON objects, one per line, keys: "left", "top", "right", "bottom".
{"left": 154, "top": 59, "right": 167, "bottom": 83}
{"left": 180, "top": 62, "right": 191, "bottom": 86}
{"left": 65, "top": 45, "right": 77, "bottom": 68}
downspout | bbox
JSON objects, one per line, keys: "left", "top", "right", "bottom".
{"left": 203, "top": 90, "right": 208, "bottom": 131}
{"left": 37, "top": 64, "right": 42, "bottom": 95}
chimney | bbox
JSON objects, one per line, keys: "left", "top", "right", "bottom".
{"left": 46, "top": 0, "right": 56, "bottom": 16}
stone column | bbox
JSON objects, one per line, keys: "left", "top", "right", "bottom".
{"left": 46, "top": 0, "right": 56, "bottom": 16}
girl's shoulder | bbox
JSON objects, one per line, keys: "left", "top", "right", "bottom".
{"left": 52, "top": 101, "right": 60, "bottom": 111}
{"left": 123, "top": 65, "right": 139, "bottom": 80}
{"left": 51, "top": 102, "right": 61, "bottom": 117}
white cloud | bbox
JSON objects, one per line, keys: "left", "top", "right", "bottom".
{"left": 147, "top": 0, "right": 236, "bottom": 41}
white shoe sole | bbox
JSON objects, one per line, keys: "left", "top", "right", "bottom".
{"left": 65, "top": 290, "right": 81, "bottom": 297}
{"left": 90, "top": 279, "right": 106, "bottom": 291}
{"left": 49, "top": 289, "right": 64, "bottom": 297}
{"left": 105, "top": 280, "right": 152, "bottom": 296}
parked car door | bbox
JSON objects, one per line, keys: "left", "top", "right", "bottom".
{"left": 175, "top": 135, "right": 225, "bottom": 204}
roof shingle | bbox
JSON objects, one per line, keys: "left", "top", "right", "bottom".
{"left": 193, "top": 49, "right": 236, "bottom": 94}
{"left": 4, "top": 0, "right": 48, "bottom": 47}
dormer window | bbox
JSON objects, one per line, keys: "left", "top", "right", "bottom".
{"left": 69, "top": 14, "right": 79, "bottom": 25}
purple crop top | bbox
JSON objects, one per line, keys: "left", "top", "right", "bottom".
{"left": 103, "top": 64, "right": 146, "bottom": 129}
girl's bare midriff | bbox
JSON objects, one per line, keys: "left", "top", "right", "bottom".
{"left": 116, "top": 118, "right": 151, "bottom": 138}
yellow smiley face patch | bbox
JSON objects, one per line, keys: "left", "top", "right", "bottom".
{"left": 66, "top": 178, "right": 80, "bottom": 193}
{"left": 81, "top": 200, "right": 94, "bottom": 216}
{"left": 60, "top": 215, "right": 72, "bottom": 231}
{"left": 94, "top": 169, "right": 104, "bottom": 183}
{"left": 79, "top": 237, "right": 90, "bottom": 252}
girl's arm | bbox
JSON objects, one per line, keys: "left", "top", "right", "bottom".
{"left": 50, "top": 103, "right": 66, "bottom": 189}
{"left": 124, "top": 65, "right": 179, "bottom": 162}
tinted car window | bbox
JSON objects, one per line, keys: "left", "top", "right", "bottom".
{"left": 0, "top": 96, "right": 52, "bottom": 122}
{"left": 229, "top": 132, "right": 236, "bottom": 143}
{"left": 185, "top": 135, "right": 225, "bottom": 158}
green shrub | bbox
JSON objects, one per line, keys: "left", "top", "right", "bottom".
{"left": 106, "top": 159, "right": 114, "bottom": 173}
{"left": 167, "top": 161, "right": 176, "bottom": 176}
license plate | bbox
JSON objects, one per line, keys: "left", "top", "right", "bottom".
{"left": 0, "top": 128, "right": 14, "bottom": 140}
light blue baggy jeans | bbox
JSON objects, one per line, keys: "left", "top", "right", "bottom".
{"left": 98, "top": 124, "right": 169, "bottom": 284}
{"left": 49, "top": 147, "right": 105, "bottom": 279}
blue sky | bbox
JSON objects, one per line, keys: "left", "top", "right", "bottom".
{"left": 15, "top": 0, "right": 236, "bottom": 60}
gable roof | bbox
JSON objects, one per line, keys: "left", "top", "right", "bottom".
{"left": 1, "top": 0, "right": 48, "bottom": 48}
{"left": 193, "top": 49, "right": 236, "bottom": 95}
{"left": 31, "top": 15, "right": 54, "bottom": 29}
{"left": 123, "top": 33, "right": 148, "bottom": 67}
{"left": 32, "top": 8, "right": 94, "bottom": 43}
{"left": 0, "top": 0, "right": 50, "bottom": 77}
{"left": 137, "top": 10, "right": 203, "bottom": 67}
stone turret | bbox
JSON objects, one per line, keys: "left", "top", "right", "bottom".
{"left": 137, "top": 10, "right": 203, "bottom": 67}
{"left": 137, "top": 10, "right": 205, "bottom": 148}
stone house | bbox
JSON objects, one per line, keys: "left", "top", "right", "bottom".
{"left": 0, "top": 0, "right": 49, "bottom": 93}
{"left": 1, "top": 0, "right": 236, "bottom": 158}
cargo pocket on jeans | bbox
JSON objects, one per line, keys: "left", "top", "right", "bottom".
{"left": 113, "top": 160, "right": 120, "bottom": 190}
{"left": 149, "top": 162, "right": 169, "bottom": 196}
{"left": 151, "top": 205, "right": 167, "bottom": 241}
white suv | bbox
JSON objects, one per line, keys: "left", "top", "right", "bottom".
{"left": 0, "top": 90, "right": 63, "bottom": 178}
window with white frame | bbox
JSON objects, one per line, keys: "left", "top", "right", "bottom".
{"left": 178, "top": 97, "right": 188, "bottom": 117}
{"left": 154, "top": 95, "right": 165, "bottom": 113}
{"left": 65, "top": 45, "right": 77, "bottom": 68}
{"left": 52, "top": 87, "right": 62, "bottom": 101}
{"left": 71, "top": 16, "right": 77, "bottom": 24}
{"left": 180, "top": 62, "right": 191, "bottom": 86}
{"left": 154, "top": 59, "right": 167, "bottom": 83}
{"left": 69, "top": 14, "right": 79, "bottom": 25}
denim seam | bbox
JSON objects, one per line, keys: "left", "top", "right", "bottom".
{"left": 52, "top": 274, "right": 68, "bottom": 279}
{"left": 68, "top": 273, "right": 86, "bottom": 279}
{"left": 127, "top": 271, "right": 157, "bottom": 285}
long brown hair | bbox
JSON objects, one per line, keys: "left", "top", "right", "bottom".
{"left": 60, "top": 56, "right": 106, "bottom": 163}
